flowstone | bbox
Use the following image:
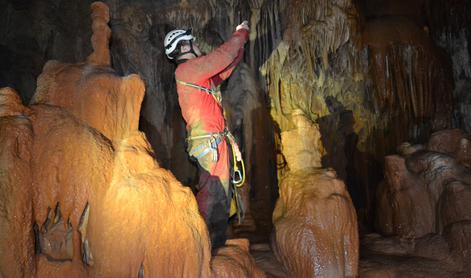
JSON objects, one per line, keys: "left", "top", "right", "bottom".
{"left": 271, "top": 112, "right": 359, "bottom": 277}
{"left": 369, "top": 129, "right": 471, "bottom": 276}
{"left": 261, "top": 1, "right": 361, "bottom": 276}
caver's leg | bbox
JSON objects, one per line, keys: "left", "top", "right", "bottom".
{"left": 194, "top": 140, "right": 231, "bottom": 250}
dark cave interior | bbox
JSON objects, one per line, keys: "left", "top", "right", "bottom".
{"left": 0, "top": 0, "right": 470, "bottom": 277}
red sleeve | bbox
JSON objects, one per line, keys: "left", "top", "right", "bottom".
{"left": 217, "top": 47, "right": 244, "bottom": 82}
{"left": 184, "top": 29, "right": 248, "bottom": 83}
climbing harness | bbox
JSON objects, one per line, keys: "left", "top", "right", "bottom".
{"left": 187, "top": 130, "right": 226, "bottom": 162}
{"left": 176, "top": 79, "right": 222, "bottom": 104}
{"left": 186, "top": 129, "right": 245, "bottom": 187}
{"left": 186, "top": 128, "right": 246, "bottom": 223}
{"left": 178, "top": 79, "right": 246, "bottom": 222}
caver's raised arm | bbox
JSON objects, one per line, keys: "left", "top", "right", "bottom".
{"left": 213, "top": 48, "right": 244, "bottom": 86}
{"left": 180, "top": 29, "right": 248, "bottom": 83}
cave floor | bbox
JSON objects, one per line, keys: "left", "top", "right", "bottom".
{"left": 360, "top": 254, "right": 466, "bottom": 278}
{"left": 250, "top": 244, "right": 288, "bottom": 278}
{"left": 248, "top": 245, "right": 466, "bottom": 278}
{"left": 236, "top": 227, "right": 467, "bottom": 277}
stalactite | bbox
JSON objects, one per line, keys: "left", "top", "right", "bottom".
{"left": 426, "top": 0, "right": 471, "bottom": 132}
{"left": 363, "top": 17, "right": 453, "bottom": 143}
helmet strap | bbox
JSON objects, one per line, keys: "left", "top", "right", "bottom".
{"left": 175, "top": 59, "right": 188, "bottom": 64}
{"left": 175, "top": 40, "right": 198, "bottom": 61}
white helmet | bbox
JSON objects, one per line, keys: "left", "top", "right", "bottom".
{"left": 164, "top": 29, "right": 194, "bottom": 59}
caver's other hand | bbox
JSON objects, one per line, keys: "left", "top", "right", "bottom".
{"left": 236, "top": 20, "right": 249, "bottom": 32}
{"left": 233, "top": 143, "right": 242, "bottom": 162}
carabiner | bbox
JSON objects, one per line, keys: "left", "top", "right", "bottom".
{"left": 232, "top": 169, "right": 243, "bottom": 185}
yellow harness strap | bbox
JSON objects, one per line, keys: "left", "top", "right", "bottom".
{"left": 176, "top": 79, "right": 222, "bottom": 104}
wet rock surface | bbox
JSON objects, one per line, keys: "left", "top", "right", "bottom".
{"left": 368, "top": 129, "right": 471, "bottom": 276}
{"left": 1, "top": 0, "right": 470, "bottom": 234}
{"left": 268, "top": 111, "right": 359, "bottom": 277}
{"left": 272, "top": 168, "right": 359, "bottom": 277}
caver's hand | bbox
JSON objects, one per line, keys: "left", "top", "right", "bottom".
{"left": 236, "top": 20, "right": 249, "bottom": 32}
{"left": 233, "top": 142, "right": 242, "bottom": 162}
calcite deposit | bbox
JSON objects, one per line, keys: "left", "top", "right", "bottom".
{"left": 1, "top": 0, "right": 471, "bottom": 277}
{"left": 371, "top": 129, "right": 471, "bottom": 275}
{"left": 261, "top": 1, "right": 363, "bottom": 276}
{"left": 0, "top": 88, "right": 35, "bottom": 278}
{"left": 271, "top": 112, "right": 358, "bottom": 277}
{"left": 272, "top": 168, "right": 359, "bottom": 277}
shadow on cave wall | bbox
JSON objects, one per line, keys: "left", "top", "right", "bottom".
{"left": 319, "top": 96, "right": 382, "bottom": 231}
{"left": 0, "top": 0, "right": 94, "bottom": 103}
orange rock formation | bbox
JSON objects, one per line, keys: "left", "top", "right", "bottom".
{"left": 0, "top": 88, "right": 35, "bottom": 277}
{"left": 272, "top": 112, "right": 359, "bottom": 277}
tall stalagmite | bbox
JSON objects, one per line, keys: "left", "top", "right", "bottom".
{"left": 261, "top": 1, "right": 360, "bottom": 275}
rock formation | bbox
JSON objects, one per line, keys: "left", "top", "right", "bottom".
{"left": 271, "top": 112, "right": 359, "bottom": 277}
{"left": 369, "top": 129, "right": 471, "bottom": 276}
{"left": 0, "top": 2, "right": 263, "bottom": 277}
{"left": 0, "top": 88, "right": 35, "bottom": 277}
{"left": 2, "top": 0, "right": 469, "bottom": 235}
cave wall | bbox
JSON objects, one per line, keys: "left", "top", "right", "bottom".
{"left": 426, "top": 0, "right": 471, "bottom": 132}
{"left": 0, "top": 0, "right": 94, "bottom": 102}
{"left": 352, "top": 0, "right": 469, "bottom": 226}
{"left": 359, "top": 0, "right": 471, "bottom": 133}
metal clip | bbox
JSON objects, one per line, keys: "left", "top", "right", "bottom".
{"left": 232, "top": 169, "right": 243, "bottom": 185}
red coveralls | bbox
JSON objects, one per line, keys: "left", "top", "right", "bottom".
{"left": 175, "top": 29, "right": 248, "bottom": 248}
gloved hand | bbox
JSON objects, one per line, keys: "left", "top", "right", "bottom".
{"left": 236, "top": 20, "right": 249, "bottom": 32}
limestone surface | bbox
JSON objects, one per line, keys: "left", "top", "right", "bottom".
{"left": 272, "top": 168, "right": 359, "bottom": 278}
{"left": 0, "top": 88, "right": 35, "bottom": 278}
{"left": 374, "top": 129, "right": 471, "bottom": 275}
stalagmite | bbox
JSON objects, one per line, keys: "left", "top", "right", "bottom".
{"left": 0, "top": 88, "right": 35, "bottom": 278}
{"left": 271, "top": 112, "right": 358, "bottom": 277}
{"left": 261, "top": 1, "right": 361, "bottom": 275}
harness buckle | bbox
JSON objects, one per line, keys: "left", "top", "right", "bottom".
{"left": 209, "top": 134, "right": 221, "bottom": 162}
